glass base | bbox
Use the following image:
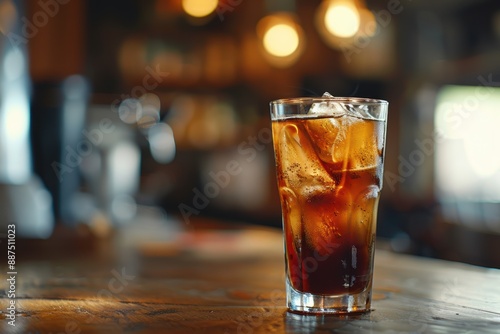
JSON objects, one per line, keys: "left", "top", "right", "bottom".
{"left": 286, "top": 278, "right": 372, "bottom": 315}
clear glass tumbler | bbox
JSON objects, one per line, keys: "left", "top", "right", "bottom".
{"left": 270, "top": 96, "right": 388, "bottom": 314}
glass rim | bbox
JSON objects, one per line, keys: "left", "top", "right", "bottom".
{"left": 270, "top": 96, "right": 388, "bottom": 106}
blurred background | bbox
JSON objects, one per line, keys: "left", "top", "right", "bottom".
{"left": 1, "top": 0, "right": 500, "bottom": 267}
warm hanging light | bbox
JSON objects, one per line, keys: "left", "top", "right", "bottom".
{"left": 263, "top": 23, "right": 300, "bottom": 57}
{"left": 182, "top": 0, "right": 218, "bottom": 18}
{"left": 324, "top": 1, "right": 360, "bottom": 38}
{"left": 257, "top": 12, "right": 304, "bottom": 67}
{"left": 316, "top": 0, "right": 376, "bottom": 50}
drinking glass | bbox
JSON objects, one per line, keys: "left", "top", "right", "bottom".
{"left": 270, "top": 96, "right": 388, "bottom": 314}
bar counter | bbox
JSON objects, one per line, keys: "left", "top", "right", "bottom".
{"left": 1, "top": 218, "right": 500, "bottom": 333}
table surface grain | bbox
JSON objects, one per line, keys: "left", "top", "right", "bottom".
{"left": 1, "top": 219, "right": 500, "bottom": 334}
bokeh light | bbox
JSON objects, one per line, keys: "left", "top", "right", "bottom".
{"left": 324, "top": 1, "right": 360, "bottom": 38}
{"left": 182, "top": 0, "right": 218, "bottom": 18}
{"left": 263, "top": 23, "right": 300, "bottom": 57}
{"left": 257, "top": 13, "right": 305, "bottom": 67}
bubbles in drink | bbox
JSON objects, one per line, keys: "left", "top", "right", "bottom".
{"left": 300, "top": 184, "right": 346, "bottom": 257}
{"left": 279, "top": 186, "right": 302, "bottom": 252}
{"left": 277, "top": 123, "right": 333, "bottom": 189}
{"left": 350, "top": 184, "right": 380, "bottom": 244}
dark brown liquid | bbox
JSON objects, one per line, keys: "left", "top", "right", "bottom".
{"left": 272, "top": 116, "right": 384, "bottom": 295}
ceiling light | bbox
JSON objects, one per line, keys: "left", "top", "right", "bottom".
{"left": 324, "top": 1, "right": 360, "bottom": 38}
{"left": 182, "top": 0, "right": 218, "bottom": 18}
{"left": 257, "top": 13, "right": 305, "bottom": 67}
{"left": 263, "top": 23, "right": 300, "bottom": 57}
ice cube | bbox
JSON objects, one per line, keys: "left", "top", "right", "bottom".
{"left": 278, "top": 124, "right": 332, "bottom": 189}
{"left": 308, "top": 92, "right": 346, "bottom": 116}
{"left": 349, "top": 185, "right": 380, "bottom": 242}
{"left": 345, "top": 102, "right": 379, "bottom": 120}
{"left": 313, "top": 112, "right": 383, "bottom": 170}
{"left": 329, "top": 101, "right": 385, "bottom": 170}
{"left": 306, "top": 114, "right": 362, "bottom": 170}
{"left": 310, "top": 92, "right": 377, "bottom": 120}
{"left": 305, "top": 93, "right": 370, "bottom": 168}
{"left": 280, "top": 186, "right": 302, "bottom": 252}
{"left": 331, "top": 116, "right": 354, "bottom": 166}
{"left": 345, "top": 119, "right": 383, "bottom": 169}
{"left": 304, "top": 117, "right": 341, "bottom": 164}
{"left": 300, "top": 184, "right": 351, "bottom": 257}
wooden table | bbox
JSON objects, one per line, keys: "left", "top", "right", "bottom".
{"left": 1, "top": 218, "right": 500, "bottom": 333}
